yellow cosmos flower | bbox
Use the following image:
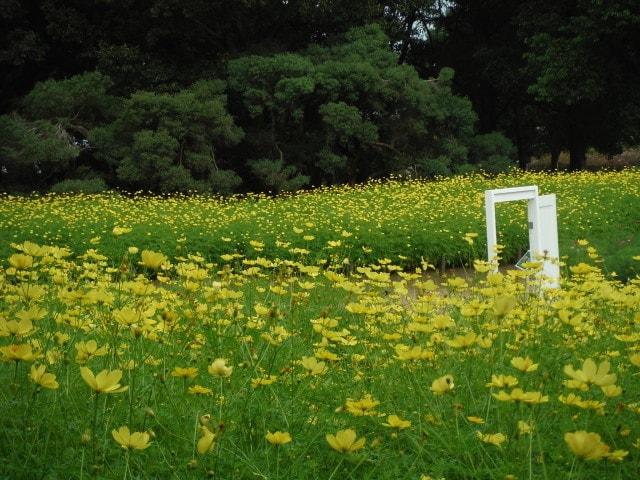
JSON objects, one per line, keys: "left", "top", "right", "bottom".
{"left": 208, "top": 358, "right": 233, "bottom": 377}
{"left": 8, "top": 253, "right": 34, "bottom": 270}
{"left": 564, "top": 431, "right": 610, "bottom": 461}
{"left": 112, "top": 426, "right": 151, "bottom": 450}
{"left": 447, "top": 332, "right": 476, "bottom": 348}
{"left": 485, "top": 374, "right": 518, "bottom": 388}
{"left": 0, "top": 318, "right": 34, "bottom": 338}
{"left": 563, "top": 358, "right": 617, "bottom": 387}
{"left": 188, "top": 385, "right": 212, "bottom": 396}
{"left": 517, "top": 421, "right": 534, "bottom": 435}
{"left": 29, "top": 364, "right": 59, "bottom": 389}
{"left": 326, "top": 429, "right": 365, "bottom": 453}
{"left": 170, "top": 367, "right": 198, "bottom": 379}
{"left": 382, "top": 415, "right": 411, "bottom": 429}
{"left": 80, "top": 367, "right": 128, "bottom": 394}
{"left": 75, "top": 340, "right": 108, "bottom": 364}
{"left": 601, "top": 384, "right": 622, "bottom": 398}
{"left": 476, "top": 431, "right": 507, "bottom": 447}
{"left": 140, "top": 250, "right": 167, "bottom": 270}
{"left": 492, "top": 295, "right": 517, "bottom": 318}
{"left": 251, "top": 375, "right": 278, "bottom": 388}
{"left": 112, "top": 226, "right": 132, "bottom": 236}
{"left": 492, "top": 388, "right": 548, "bottom": 404}
{"left": 197, "top": 426, "right": 216, "bottom": 454}
{"left": 430, "top": 375, "right": 454, "bottom": 395}
{"left": 510, "top": 356, "right": 538, "bottom": 372}
{"left": 300, "top": 356, "right": 328, "bottom": 375}
{"left": 0, "top": 343, "right": 39, "bottom": 362}
{"left": 265, "top": 431, "right": 292, "bottom": 445}
{"left": 345, "top": 394, "right": 380, "bottom": 416}
{"left": 466, "top": 416, "right": 485, "bottom": 425}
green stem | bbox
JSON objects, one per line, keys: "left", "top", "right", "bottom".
{"left": 327, "top": 458, "right": 344, "bottom": 480}
{"left": 123, "top": 449, "right": 130, "bottom": 480}
{"left": 91, "top": 394, "right": 100, "bottom": 464}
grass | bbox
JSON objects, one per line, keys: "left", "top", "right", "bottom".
{"left": 1, "top": 170, "right": 640, "bottom": 479}
{"left": 1, "top": 168, "right": 639, "bottom": 278}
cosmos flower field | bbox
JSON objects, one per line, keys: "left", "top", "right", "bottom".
{"left": 1, "top": 170, "right": 640, "bottom": 479}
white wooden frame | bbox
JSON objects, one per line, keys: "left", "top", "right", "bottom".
{"left": 485, "top": 185, "right": 560, "bottom": 287}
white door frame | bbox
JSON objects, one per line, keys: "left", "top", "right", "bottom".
{"left": 484, "top": 185, "right": 559, "bottom": 287}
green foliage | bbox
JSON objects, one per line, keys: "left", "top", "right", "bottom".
{"left": 49, "top": 177, "right": 108, "bottom": 194}
{"left": 0, "top": 113, "right": 79, "bottom": 188}
{"left": 20, "top": 72, "right": 116, "bottom": 128}
{"left": 93, "top": 80, "right": 243, "bottom": 193}
{"left": 229, "top": 25, "right": 485, "bottom": 186}
{"left": 248, "top": 158, "right": 310, "bottom": 193}
{"left": 469, "top": 132, "right": 517, "bottom": 174}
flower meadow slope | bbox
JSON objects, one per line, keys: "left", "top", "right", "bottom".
{"left": 1, "top": 234, "right": 640, "bottom": 478}
{"left": 2, "top": 170, "right": 640, "bottom": 479}
{"left": 1, "top": 169, "right": 639, "bottom": 277}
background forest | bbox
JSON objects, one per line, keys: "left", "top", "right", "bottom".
{"left": 1, "top": 0, "right": 639, "bottom": 193}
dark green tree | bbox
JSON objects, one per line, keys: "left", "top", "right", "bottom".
{"left": 521, "top": 0, "right": 640, "bottom": 170}
{"left": 92, "top": 80, "right": 244, "bottom": 193}
{"left": 0, "top": 114, "right": 79, "bottom": 189}
{"left": 228, "top": 24, "right": 502, "bottom": 188}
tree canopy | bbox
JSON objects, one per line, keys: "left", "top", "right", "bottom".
{"left": 1, "top": 0, "right": 638, "bottom": 192}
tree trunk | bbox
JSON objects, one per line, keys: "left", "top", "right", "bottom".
{"left": 517, "top": 146, "right": 528, "bottom": 170}
{"left": 550, "top": 144, "right": 560, "bottom": 170}
{"left": 398, "top": 13, "right": 417, "bottom": 65}
{"left": 569, "top": 140, "right": 586, "bottom": 171}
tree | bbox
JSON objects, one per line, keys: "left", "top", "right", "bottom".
{"left": 0, "top": 113, "right": 79, "bottom": 189}
{"left": 521, "top": 0, "right": 640, "bottom": 170}
{"left": 228, "top": 24, "right": 505, "bottom": 187}
{"left": 92, "top": 80, "right": 244, "bottom": 193}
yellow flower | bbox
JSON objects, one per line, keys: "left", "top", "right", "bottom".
{"left": 300, "top": 356, "right": 328, "bottom": 375}
{"left": 326, "top": 429, "right": 366, "bottom": 453}
{"left": 485, "top": 374, "right": 518, "bottom": 388}
{"left": 171, "top": 367, "right": 198, "bottom": 379}
{"left": 29, "top": 364, "right": 59, "bottom": 389}
{"left": 8, "top": 253, "right": 34, "bottom": 270}
{"left": 491, "top": 388, "right": 548, "bottom": 404}
{"left": 511, "top": 356, "right": 538, "bottom": 372}
{"left": 112, "top": 226, "right": 132, "bottom": 236}
{"left": 606, "top": 449, "right": 629, "bottom": 462}
{"left": 140, "top": 250, "right": 167, "bottom": 270}
{"left": 0, "top": 318, "right": 34, "bottom": 336}
{"left": 382, "top": 414, "right": 411, "bottom": 429}
{"left": 251, "top": 375, "right": 278, "bottom": 388}
{"left": 75, "top": 340, "right": 108, "bottom": 364}
{"left": 466, "top": 416, "right": 485, "bottom": 425}
{"left": 476, "top": 431, "right": 507, "bottom": 447}
{"left": 208, "top": 359, "right": 233, "bottom": 378}
{"left": 564, "top": 431, "right": 610, "bottom": 461}
{"left": 0, "top": 343, "right": 38, "bottom": 362}
{"left": 128, "top": 246, "right": 139, "bottom": 255}
{"left": 345, "top": 394, "right": 380, "bottom": 416}
{"left": 112, "top": 426, "right": 151, "bottom": 450}
{"left": 188, "top": 385, "right": 213, "bottom": 396}
{"left": 80, "top": 367, "right": 128, "bottom": 394}
{"left": 197, "top": 426, "right": 216, "bottom": 454}
{"left": 564, "top": 358, "right": 617, "bottom": 387}
{"left": 492, "top": 295, "right": 517, "bottom": 318}
{"left": 517, "top": 421, "right": 534, "bottom": 435}
{"left": 601, "top": 384, "right": 622, "bottom": 398}
{"left": 265, "top": 431, "right": 292, "bottom": 445}
{"left": 447, "top": 332, "right": 476, "bottom": 348}
{"left": 430, "top": 375, "right": 454, "bottom": 395}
